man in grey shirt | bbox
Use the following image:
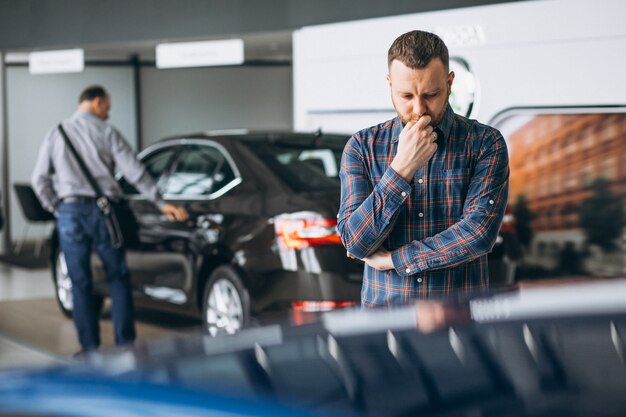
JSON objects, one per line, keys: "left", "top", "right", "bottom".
{"left": 31, "top": 85, "right": 188, "bottom": 353}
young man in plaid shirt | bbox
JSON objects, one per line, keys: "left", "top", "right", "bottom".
{"left": 338, "top": 30, "right": 509, "bottom": 306}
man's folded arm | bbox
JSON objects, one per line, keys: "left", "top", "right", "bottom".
{"left": 337, "top": 136, "right": 412, "bottom": 259}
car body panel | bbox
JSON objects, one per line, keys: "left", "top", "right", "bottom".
{"left": 0, "top": 366, "right": 318, "bottom": 417}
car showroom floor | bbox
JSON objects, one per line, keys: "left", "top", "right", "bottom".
{"left": 0, "top": 261, "right": 201, "bottom": 369}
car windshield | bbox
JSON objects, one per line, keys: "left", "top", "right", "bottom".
{"left": 242, "top": 136, "right": 346, "bottom": 192}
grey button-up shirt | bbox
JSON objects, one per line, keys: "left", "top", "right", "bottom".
{"left": 31, "top": 110, "right": 165, "bottom": 213}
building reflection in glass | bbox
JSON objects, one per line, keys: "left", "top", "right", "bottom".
{"left": 496, "top": 110, "right": 626, "bottom": 281}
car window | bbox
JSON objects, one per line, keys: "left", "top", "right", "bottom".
{"left": 119, "top": 147, "right": 176, "bottom": 195}
{"left": 146, "top": 148, "right": 177, "bottom": 179}
{"left": 243, "top": 138, "right": 345, "bottom": 193}
{"left": 298, "top": 149, "right": 338, "bottom": 177}
{"left": 212, "top": 157, "right": 237, "bottom": 193}
{"left": 161, "top": 145, "right": 235, "bottom": 197}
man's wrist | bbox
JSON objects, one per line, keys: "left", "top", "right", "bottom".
{"left": 385, "top": 251, "right": 395, "bottom": 270}
{"left": 390, "top": 161, "right": 415, "bottom": 182}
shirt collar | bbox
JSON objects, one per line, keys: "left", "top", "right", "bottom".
{"left": 73, "top": 109, "right": 103, "bottom": 123}
{"left": 392, "top": 104, "right": 454, "bottom": 144}
{"left": 391, "top": 117, "right": 404, "bottom": 142}
{"left": 437, "top": 104, "right": 454, "bottom": 142}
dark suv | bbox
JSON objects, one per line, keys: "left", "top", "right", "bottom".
{"left": 50, "top": 131, "right": 364, "bottom": 335}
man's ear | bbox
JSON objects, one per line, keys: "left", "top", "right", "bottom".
{"left": 386, "top": 73, "right": 392, "bottom": 88}
{"left": 447, "top": 71, "right": 455, "bottom": 95}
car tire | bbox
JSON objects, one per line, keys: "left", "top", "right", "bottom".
{"left": 52, "top": 250, "right": 104, "bottom": 319}
{"left": 202, "top": 265, "right": 250, "bottom": 337}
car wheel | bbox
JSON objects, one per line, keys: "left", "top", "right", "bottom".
{"left": 53, "top": 250, "right": 104, "bottom": 319}
{"left": 202, "top": 265, "right": 250, "bottom": 337}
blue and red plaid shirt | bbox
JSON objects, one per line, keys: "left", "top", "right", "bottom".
{"left": 338, "top": 105, "right": 509, "bottom": 306}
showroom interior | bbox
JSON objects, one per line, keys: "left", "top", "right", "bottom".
{"left": 0, "top": 0, "right": 625, "bottom": 384}
{"left": 1, "top": 0, "right": 532, "bottom": 366}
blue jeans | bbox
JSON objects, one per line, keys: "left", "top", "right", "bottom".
{"left": 57, "top": 201, "right": 136, "bottom": 351}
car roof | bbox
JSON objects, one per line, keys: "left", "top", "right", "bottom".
{"left": 157, "top": 129, "right": 350, "bottom": 144}
{"left": 137, "top": 129, "right": 351, "bottom": 160}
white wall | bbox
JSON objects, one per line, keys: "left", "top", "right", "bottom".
{"left": 293, "top": 0, "right": 626, "bottom": 133}
{"left": 0, "top": 53, "right": 6, "bottom": 254}
{"left": 140, "top": 66, "right": 292, "bottom": 147}
{"left": 7, "top": 66, "right": 136, "bottom": 247}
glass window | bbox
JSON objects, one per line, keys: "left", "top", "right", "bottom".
{"left": 242, "top": 136, "right": 347, "bottom": 193}
{"left": 211, "top": 157, "right": 236, "bottom": 193}
{"left": 494, "top": 109, "right": 626, "bottom": 282}
{"left": 161, "top": 145, "right": 234, "bottom": 197}
{"left": 146, "top": 148, "right": 177, "bottom": 179}
{"left": 601, "top": 157, "right": 617, "bottom": 180}
{"left": 120, "top": 147, "right": 176, "bottom": 195}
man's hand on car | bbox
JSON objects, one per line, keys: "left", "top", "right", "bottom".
{"left": 161, "top": 203, "right": 189, "bottom": 222}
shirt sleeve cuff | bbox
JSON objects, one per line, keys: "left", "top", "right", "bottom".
{"left": 391, "top": 244, "right": 423, "bottom": 277}
{"left": 378, "top": 166, "right": 412, "bottom": 206}
{"left": 394, "top": 244, "right": 471, "bottom": 276}
{"left": 154, "top": 198, "right": 166, "bottom": 210}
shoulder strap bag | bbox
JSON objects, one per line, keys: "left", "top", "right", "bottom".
{"left": 57, "top": 123, "right": 138, "bottom": 249}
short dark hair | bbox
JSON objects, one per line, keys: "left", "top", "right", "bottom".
{"left": 79, "top": 85, "right": 107, "bottom": 103}
{"left": 388, "top": 30, "right": 449, "bottom": 71}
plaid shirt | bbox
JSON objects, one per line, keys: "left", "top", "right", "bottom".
{"left": 338, "top": 105, "right": 509, "bottom": 306}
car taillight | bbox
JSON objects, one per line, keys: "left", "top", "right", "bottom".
{"left": 274, "top": 217, "right": 341, "bottom": 249}
{"left": 292, "top": 301, "right": 356, "bottom": 326}
{"left": 292, "top": 301, "right": 356, "bottom": 313}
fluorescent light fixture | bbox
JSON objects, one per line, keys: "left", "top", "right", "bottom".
{"left": 29, "top": 48, "right": 84, "bottom": 74}
{"left": 4, "top": 53, "right": 29, "bottom": 64}
{"left": 156, "top": 39, "right": 244, "bottom": 69}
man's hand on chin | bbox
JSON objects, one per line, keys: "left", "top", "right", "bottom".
{"left": 363, "top": 249, "right": 394, "bottom": 271}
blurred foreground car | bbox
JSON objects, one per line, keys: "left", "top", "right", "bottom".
{"left": 49, "top": 130, "right": 363, "bottom": 335}
{"left": 0, "top": 366, "right": 317, "bottom": 417}
{"left": 59, "top": 278, "right": 626, "bottom": 417}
